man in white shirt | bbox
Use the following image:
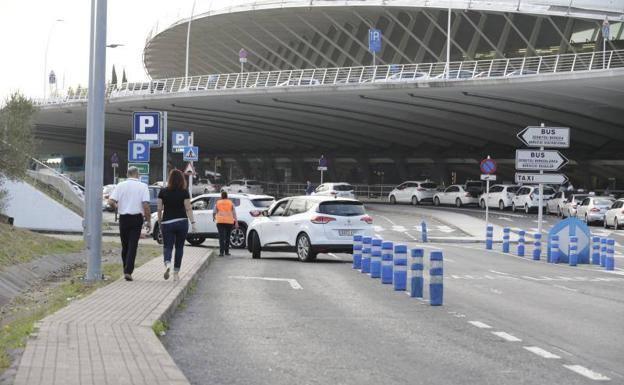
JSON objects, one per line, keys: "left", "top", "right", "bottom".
{"left": 108, "top": 167, "right": 151, "bottom": 281}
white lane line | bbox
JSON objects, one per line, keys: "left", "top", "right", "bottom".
{"left": 468, "top": 321, "right": 492, "bottom": 329}
{"left": 523, "top": 346, "right": 561, "bottom": 359}
{"left": 392, "top": 225, "right": 408, "bottom": 232}
{"left": 379, "top": 215, "right": 396, "bottom": 226}
{"left": 489, "top": 270, "right": 511, "bottom": 276}
{"left": 553, "top": 284, "right": 578, "bottom": 292}
{"left": 228, "top": 276, "right": 303, "bottom": 290}
{"left": 404, "top": 232, "right": 419, "bottom": 241}
{"left": 491, "top": 331, "right": 522, "bottom": 342}
{"left": 563, "top": 365, "right": 611, "bottom": 381}
{"left": 497, "top": 217, "right": 513, "bottom": 222}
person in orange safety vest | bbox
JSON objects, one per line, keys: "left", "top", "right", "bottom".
{"left": 213, "top": 191, "right": 239, "bottom": 256}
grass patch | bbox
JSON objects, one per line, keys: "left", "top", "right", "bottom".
{"left": 152, "top": 320, "right": 168, "bottom": 337}
{"left": 0, "top": 223, "right": 84, "bottom": 268}
{"left": 0, "top": 242, "right": 162, "bottom": 374}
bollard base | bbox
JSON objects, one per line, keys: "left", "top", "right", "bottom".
{"left": 430, "top": 283, "right": 443, "bottom": 306}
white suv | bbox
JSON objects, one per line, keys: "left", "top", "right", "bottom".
{"left": 312, "top": 183, "right": 355, "bottom": 199}
{"left": 511, "top": 186, "right": 556, "bottom": 213}
{"left": 479, "top": 184, "right": 519, "bottom": 210}
{"left": 388, "top": 181, "right": 438, "bottom": 205}
{"left": 151, "top": 193, "right": 275, "bottom": 248}
{"left": 222, "top": 179, "right": 264, "bottom": 194}
{"left": 247, "top": 196, "right": 373, "bottom": 262}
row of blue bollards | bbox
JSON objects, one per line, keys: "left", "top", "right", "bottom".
{"left": 494, "top": 226, "right": 616, "bottom": 271}
{"left": 353, "top": 235, "right": 443, "bottom": 306}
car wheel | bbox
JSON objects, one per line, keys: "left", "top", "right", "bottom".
{"left": 557, "top": 207, "right": 562, "bottom": 217}
{"left": 187, "top": 236, "right": 206, "bottom": 246}
{"left": 229, "top": 224, "right": 247, "bottom": 249}
{"left": 585, "top": 215, "right": 590, "bottom": 225}
{"left": 411, "top": 196, "right": 419, "bottom": 206}
{"left": 250, "top": 231, "right": 261, "bottom": 259}
{"left": 604, "top": 217, "right": 609, "bottom": 229}
{"left": 455, "top": 198, "right": 462, "bottom": 208}
{"left": 434, "top": 197, "right": 440, "bottom": 206}
{"left": 499, "top": 200, "right": 505, "bottom": 211}
{"left": 153, "top": 223, "right": 163, "bottom": 244}
{"left": 480, "top": 200, "right": 485, "bottom": 209}
{"left": 389, "top": 195, "right": 396, "bottom": 205}
{"left": 615, "top": 218, "right": 619, "bottom": 230}
{"left": 512, "top": 203, "right": 516, "bottom": 212}
{"left": 296, "top": 233, "right": 317, "bottom": 262}
{"left": 524, "top": 204, "right": 529, "bottom": 214}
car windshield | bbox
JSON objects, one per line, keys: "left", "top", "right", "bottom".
{"left": 334, "top": 184, "right": 354, "bottom": 191}
{"left": 63, "top": 156, "right": 84, "bottom": 170}
{"left": 246, "top": 180, "right": 261, "bottom": 186}
{"left": 318, "top": 201, "right": 365, "bottom": 216}
{"left": 251, "top": 198, "right": 274, "bottom": 208}
{"left": 421, "top": 182, "right": 437, "bottom": 189}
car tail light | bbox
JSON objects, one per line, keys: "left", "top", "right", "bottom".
{"left": 590, "top": 208, "right": 600, "bottom": 212}
{"left": 360, "top": 215, "right": 373, "bottom": 224}
{"left": 250, "top": 210, "right": 262, "bottom": 217}
{"left": 311, "top": 216, "right": 336, "bottom": 224}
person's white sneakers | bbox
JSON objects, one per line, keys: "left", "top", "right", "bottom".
{"left": 173, "top": 271, "right": 179, "bottom": 281}
{"left": 164, "top": 262, "right": 171, "bottom": 280}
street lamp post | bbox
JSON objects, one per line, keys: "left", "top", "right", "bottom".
{"left": 43, "top": 19, "right": 64, "bottom": 99}
{"left": 185, "top": 0, "right": 197, "bottom": 81}
{"left": 446, "top": 6, "right": 451, "bottom": 79}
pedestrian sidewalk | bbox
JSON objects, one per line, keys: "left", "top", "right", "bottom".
{"left": 13, "top": 247, "right": 212, "bottom": 385}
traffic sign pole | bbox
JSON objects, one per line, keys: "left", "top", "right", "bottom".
{"left": 538, "top": 124, "right": 545, "bottom": 235}
{"left": 163, "top": 111, "right": 168, "bottom": 185}
{"left": 485, "top": 179, "right": 490, "bottom": 227}
{"left": 188, "top": 132, "right": 194, "bottom": 199}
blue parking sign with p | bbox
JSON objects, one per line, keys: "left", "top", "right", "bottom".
{"left": 133, "top": 111, "right": 161, "bottom": 147}
{"left": 128, "top": 140, "right": 151, "bottom": 163}
{"left": 368, "top": 28, "right": 382, "bottom": 53}
{"left": 172, "top": 131, "right": 190, "bottom": 151}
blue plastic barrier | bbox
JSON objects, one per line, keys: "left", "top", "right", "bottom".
{"left": 486, "top": 225, "right": 493, "bottom": 250}
{"left": 517, "top": 230, "right": 526, "bottom": 257}
{"left": 502, "top": 227, "right": 510, "bottom": 253}
{"left": 550, "top": 235, "right": 559, "bottom": 263}
{"left": 601, "top": 238, "right": 607, "bottom": 267}
{"left": 410, "top": 248, "right": 424, "bottom": 298}
{"left": 606, "top": 239, "right": 615, "bottom": 271}
{"left": 361, "top": 236, "right": 372, "bottom": 273}
{"left": 393, "top": 245, "right": 408, "bottom": 291}
{"left": 591, "top": 236, "right": 601, "bottom": 265}
{"left": 352, "top": 235, "right": 363, "bottom": 269}
{"left": 429, "top": 251, "right": 443, "bottom": 306}
{"left": 569, "top": 236, "right": 578, "bottom": 266}
{"left": 533, "top": 233, "right": 542, "bottom": 261}
{"left": 421, "top": 221, "right": 428, "bottom": 243}
{"left": 370, "top": 249, "right": 382, "bottom": 278}
{"left": 381, "top": 241, "right": 394, "bottom": 284}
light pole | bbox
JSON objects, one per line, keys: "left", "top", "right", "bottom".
{"left": 43, "top": 19, "right": 64, "bottom": 99}
{"left": 185, "top": 0, "right": 197, "bottom": 81}
{"left": 446, "top": 5, "right": 451, "bottom": 79}
{"left": 84, "top": 0, "right": 107, "bottom": 281}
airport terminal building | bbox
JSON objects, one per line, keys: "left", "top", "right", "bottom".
{"left": 35, "top": 0, "right": 624, "bottom": 187}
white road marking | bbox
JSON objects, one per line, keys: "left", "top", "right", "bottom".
{"left": 497, "top": 217, "right": 513, "bottom": 222}
{"left": 563, "top": 365, "right": 611, "bottom": 381}
{"left": 553, "top": 284, "right": 578, "bottom": 292}
{"left": 552, "top": 347, "right": 574, "bottom": 357}
{"left": 491, "top": 331, "right": 522, "bottom": 342}
{"left": 404, "top": 232, "right": 419, "bottom": 241}
{"left": 489, "top": 270, "right": 511, "bottom": 276}
{"left": 373, "top": 225, "right": 385, "bottom": 232}
{"left": 468, "top": 321, "right": 492, "bottom": 329}
{"left": 228, "top": 276, "right": 303, "bottom": 290}
{"left": 379, "top": 215, "right": 396, "bottom": 225}
{"left": 392, "top": 225, "right": 408, "bottom": 232}
{"left": 523, "top": 346, "right": 561, "bottom": 359}
{"left": 437, "top": 225, "right": 456, "bottom": 233}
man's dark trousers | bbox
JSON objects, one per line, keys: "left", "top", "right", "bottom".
{"left": 119, "top": 214, "right": 143, "bottom": 275}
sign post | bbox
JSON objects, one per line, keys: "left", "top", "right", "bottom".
{"left": 162, "top": 111, "right": 168, "bottom": 185}
{"left": 111, "top": 152, "right": 119, "bottom": 184}
{"left": 318, "top": 155, "right": 328, "bottom": 184}
{"left": 480, "top": 157, "right": 497, "bottom": 228}
{"left": 515, "top": 123, "right": 570, "bottom": 235}
{"left": 183, "top": 135, "right": 198, "bottom": 198}
{"left": 368, "top": 29, "right": 382, "bottom": 66}
{"left": 239, "top": 48, "right": 248, "bottom": 74}
{"left": 603, "top": 18, "right": 610, "bottom": 69}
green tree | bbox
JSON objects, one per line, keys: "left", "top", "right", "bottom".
{"left": 0, "top": 93, "right": 36, "bottom": 212}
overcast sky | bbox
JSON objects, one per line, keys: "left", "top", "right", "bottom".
{"left": 0, "top": 0, "right": 245, "bottom": 102}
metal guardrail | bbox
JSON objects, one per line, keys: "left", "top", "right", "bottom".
{"left": 35, "top": 50, "right": 624, "bottom": 105}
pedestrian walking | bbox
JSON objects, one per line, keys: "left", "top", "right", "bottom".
{"left": 108, "top": 166, "right": 151, "bottom": 281}
{"left": 213, "top": 191, "right": 238, "bottom": 256}
{"left": 305, "top": 180, "right": 315, "bottom": 195}
{"left": 157, "top": 169, "right": 196, "bottom": 281}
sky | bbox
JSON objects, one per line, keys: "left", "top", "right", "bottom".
{"left": 0, "top": 0, "right": 242, "bottom": 102}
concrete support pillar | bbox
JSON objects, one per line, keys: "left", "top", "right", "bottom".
{"left": 357, "top": 157, "right": 371, "bottom": 185}
{"left": 393, "top": 157, "right": 408, "bottom": 182}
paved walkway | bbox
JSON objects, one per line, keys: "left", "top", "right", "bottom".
{"left": 14, "top": 247, "right": 212, "bottom": 385}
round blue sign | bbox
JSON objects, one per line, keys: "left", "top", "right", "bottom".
{"left": 480, "top": 158, "right": 497, "bottom": 174}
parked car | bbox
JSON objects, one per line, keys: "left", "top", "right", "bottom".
{"left": 388, "top": 181, "right": 438, "bottom": 205}
{"left": 192, "top": 178, "right": 218, "bottom": 195}
{"left": 385, "top": 71, "right": 429, "bottom": 82}
{"left": 465, "top": 180, "right": 485, "bottom": 196}
{"left": 222, "top": 179, "right": 263, "bottom": 194}
{"left": 604, "top": 199, "right": 624, "bottom": 229}
{"left": 150, "top": 193, "right": 275, "bottom": 247}
{"left": 246, "top": 196, "right": 373, "bottom": 261}
{"left": 560, "top": 193, "right": 590, "bottom": 218}
{"left": 511, "top": 185, "right": 556, "bottom": 213}
{"left": 433, "top": 185, "right": 479, "bottom": 207}
{"left": 102, "top": 184, "right": 116, "bottom": 212}
{"left": 148, "top": 186, "right": 161, "bottom": 214}
{"left": 575, "top": 196, "right": 615, "bottom": 225}
{"left": 479, "top": 184, "right": 520, "bottom": 210}
{"left": 312, "top": 183, "right": 356, "bottom": 199}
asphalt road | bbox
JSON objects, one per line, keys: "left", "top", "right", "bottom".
{"left": 163, "top": 208, "right": 624, "bottom": 385}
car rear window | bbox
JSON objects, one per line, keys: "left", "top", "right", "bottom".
{"left": 507, "top": 186, "right": 519, "bottom": 193}
{"left": 595, "top": 199, "right": 614, "bottom": 206}
{"left": 334, "top": 184, "right": 354, "bottom": 191}
{"left": 421, "top": 183, "right": 437, "bottom": 189}
{"left": 246, "top": 180, "right": 261, "bottom": 186}
{"left": 251, "top": 198, "right": 274, "bottom": 208}
{"left": 318, "top": 201, "right": 365, "bottom": 216}
{"left": 543, "top": 187, "right": 556, "bottom": 195}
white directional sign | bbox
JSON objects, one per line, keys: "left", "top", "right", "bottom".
{"left": 480, "top": 174, "right": 497, "bottom": 181}
{"left": 517, "top": 126, "right": 570, "bottom": 148}
{"left": 515, "top": 149, "right": 568, "bottom": 171}
{"left": 515, "top": 173, "right": 568, "bottom": 185}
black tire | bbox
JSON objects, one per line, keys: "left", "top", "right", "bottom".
{"left": 411, "top": 196, "right": 419, "bottom": 206}
{"left": 296, "top": 233, "right": 317, "bottom": 262}
{"left": 480, "top": 200, "right": 485, "bottom": 209}
{"left": 229, "top": 224, "right": 247, "bottom": 249}
{"left": 499, "top": 200, "right": 505, "bottom": 211}
{"left": 389, "top": 195, "right": 396, "bottom": 205}
{"left": 585, "top": 214, "right": 590, "bottom": 225}
{"left": 524, "top": 204, "right": 529, "bottom": 214}
{"left": 250, "top": 231, "right": 261, "bottom": 259}
{"left": 187, "top": 236, "right": 206, "bottom": 246}
{"left": 455, "top": 198, "right": 462, "bottom": 208}
{"left": 558, "top": 207, "right": 562, "bottom": 218}
{"left": 434, "top": 197, "right": 440, "bottom": 206}
{"left": 604, "top": 217, "right": 609, "bottom": 229}
{"left": 615, "top": 218, "right": 619, "bottom": 230}
{"left": 512, "top": 203, "right": 516, "bottom": 212}
{"left": 153, "top": 223, "right": 163, "bottom": 244}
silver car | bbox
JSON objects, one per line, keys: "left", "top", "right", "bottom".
{"left": 575, "top": 196, "right": 615, "bottom": 225}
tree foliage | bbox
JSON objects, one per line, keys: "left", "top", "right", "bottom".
{"left": 0, "top": 93, "right": 36, "bottom": 181}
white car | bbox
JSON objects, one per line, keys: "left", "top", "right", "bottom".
{"left": 511, "top": 185, "right": 556, "bottom": 213}
{"left": 312, "top": 183, "right": 355, "bottom": 199}
{"left": 479, "top": 184, "right": 520, "bottom": 210}
{"left": 388, "top": 181, "right": 438, "bottom": 205}
{"left": 575, "top": 196, "right": 615, "bottom": 225}
{"left": 151, "top": 193, "right": 275, "bottom": 247}
{"left": 222, "top": 179, "right": 263, "bottom": 194}
{"left": 433, "top": 185, "right": 479, "bottom": 207}
{"left": 191, "top": 178, "right": 218, "bottom": 195}
{"left": 246, "top": 196, "right": 373, "bottom": 262}
{"left": 547, "top": 191, "right": 570, "bottom": 216}
{"left": 560, "top": 193, "right": 590, "bottom": 218}
{"left": 604, "top": 199, "right": 624, "bottom": 229}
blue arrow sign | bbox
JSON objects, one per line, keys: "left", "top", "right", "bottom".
{"left": 547, "top": 218, "right": 591, "bottom": 263}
